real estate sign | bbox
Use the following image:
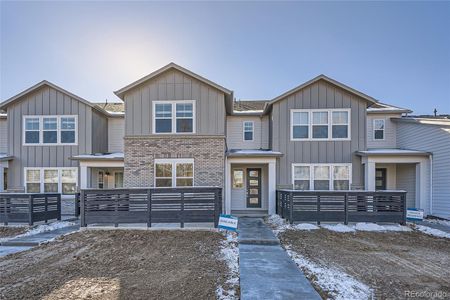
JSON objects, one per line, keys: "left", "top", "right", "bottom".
{"left": 406, "top": 208, "right": 424, "bottom": 221}
{"left": 218, "top": 214, "right": 238, "bottom": 231}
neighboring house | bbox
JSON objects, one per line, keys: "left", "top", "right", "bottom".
{"left": 0, "top": 63, "right": 448, "bottom": 219}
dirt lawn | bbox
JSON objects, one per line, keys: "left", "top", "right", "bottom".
{"left": 280, "top": 229, "right": 450, "bottom": 300}
{"left": 0, "top": 230, "right": 230, "bottom": 300}
{"left": 0, "top": 226, "right": 28, "bottom": 239}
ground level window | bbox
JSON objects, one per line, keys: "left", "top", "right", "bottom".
{"left": 232, "top": 169, "right": 244, "bottom": 188}
{"left": 292, "top": 164, "right": 351, "bottom": 191}
{"left": 44, "top": 169, "right": 59, "bottom": 192}
{"left": 114, "top": 172, "right": 124, "bottom": 188}
{"left": 154, "top": 159, "right": 194, "bottom": 187}
{"left": 26, "top": 169, "right": 41, "bottom": 193}
{"left": 25, "top": 168, "right": 78, "bottom": 193}
{"left": 62, "top": 169, "right": 77, "bottom": 194}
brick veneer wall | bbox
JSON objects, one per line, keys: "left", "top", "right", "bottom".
{"left": 124, "top": 136, "right": 225, "bottom": 188}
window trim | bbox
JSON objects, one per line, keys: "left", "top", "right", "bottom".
{"left": 98, "top": 171, "right": 105, "bottom": 189}
{"left": 154, "top": 158, "right": 194, "bottom": 188}
{"left": 242, "top": 121, "right": 254, "bottom": 141}
{"left": 23, "top": 115, "right": 78, "bottom": 146}
{"left": 232, "top": 169, "right": 245, "bottom": 189}
{"left": 291, "top": 163, "right": 352, "bottom": 190}
{"left": 373, "top": 119, "right": 385, "bottom": 141}
{"left": 152, "top": 100, "right": 196, "bottom": 134}
{"left": 290, "top": 109, "right": 351, "bottom": 141}
{"left": 24, "top": 167, "right": 78, "bottom": 194}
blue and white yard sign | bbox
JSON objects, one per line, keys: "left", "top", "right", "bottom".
{"left": 218, "top": 214, "right": 238, "bottom": 231}
{"left": 406, "top": 208, "right": 424, "bottom": 221}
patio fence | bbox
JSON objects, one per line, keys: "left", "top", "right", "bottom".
{"left": 277, "top": 190, "right": 407, "bottom": 225}
{"left": 0, "top": 193, "right": 61, "bottom": 225}
{"left": 80, "top": 187, "right": 222, "bottom": 228}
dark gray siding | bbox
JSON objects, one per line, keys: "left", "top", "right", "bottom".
{"left": 271, "top": 80, "right": 368, "bottom": 187}
{"left": 92, "top": 110, "right": 108, "bottom": 153}
{"left": 6, "top": 85, "right": 94, "bottom": 189}
{"left": 124, "top": 69, "right": 226, "bottom": 136}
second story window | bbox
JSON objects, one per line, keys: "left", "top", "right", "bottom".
{"left": 153, "top": 101, "right": 195, "bottom": 134}
{"left": 23, "top": 115, "right": 77, "bottom": 145}
{"left": 243, "top": 121, "right": 254, "bottom": 141}
{"left": 373, "top": 119, "right": 385, "bottom": 140}
{"left": 332, "top": 111, "right": 349, "bottom": 139}
{"left": 312, "top": 112, "right": 328, "bottom": 139}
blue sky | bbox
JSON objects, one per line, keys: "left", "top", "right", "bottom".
{"left": 1, "top": 1, "right": 449, "bottom": 114}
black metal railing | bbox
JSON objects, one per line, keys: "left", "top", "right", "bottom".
{"left": 277, "top": 190, "right": 407, "bottom": 225}
{"left": 80, "top": 187, "right": 222, "bottom": 228}
{"left": 0, "top": 193, "right": 61, "bottom": 225}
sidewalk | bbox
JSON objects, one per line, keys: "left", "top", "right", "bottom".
{"left": 238, "top": 218, "right": 321, "bottom": 300}
{"left": 1, "top": 224, "right": 80, "bottom": 247}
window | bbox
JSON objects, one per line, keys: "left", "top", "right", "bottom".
{"left": 98, "top": 171, "right": 104, "bottom": 189}
{"left": 154, "top": 159, "right": 194, "bottom": 187}
{"left": 292, "top": 164, "right": 351, "bottom": 190}
{"left": 23, "top": 116, "right": 77, "bottom": 145}
{"left": 314, "top": 165, "right": 330, "bottom": 190}
{"left": 61, "top": 117, "right": 76, "bottom": 143}
{"left": 44, "top": 170, "right": 58, "bottom": 192}
{"left": 292, "top": 112, "right": 309, "bottom": 139}
{"left": 43, "top": 117, "right": 57, "bottom": 143}
{"left": 153, "top": 101, "right": 195, "bottom": 134}
{"left": 243, "top": 121, "right": 254, "bottom": 141}
{"left": 61, "top": 169, "right": 77, "bottom": 194}
{"left": 26, "top": 169, "right": 41, "bottom": 193}
{"left": 293, "top": 166, "right": 310, "bottom": 190}
{"left": 291, "top": 109, "right": 350, "bottom": 141}
{"left": 232, "top": 169, "right": 244, "bottom": 188}
{"left": 373, "top": 119, "right": 385, "bottom": 140}
{"left": 25, "top": 118, "right": 40, "bottom": 144}
{"left": 25, "top": 168, "right": 77, "bottom": 193}
{"left": 332, "top": 111, "right": 349, "bottom": 139}
{"left": 312, "top": 112, "right": 328, "bottom": 139}
{"left": 114, "top": 172, "right": 124, "bottom": 188}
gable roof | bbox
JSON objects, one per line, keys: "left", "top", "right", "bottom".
{"left": 367, "top": 102, "right": 412, "bottom": 114}
{"left": 114, "top": 62, "right": 233, "bottom": 100}
{"left": 233, "top": 100, "right": 268, "bottom": 112}
{"left": 263, "top": 74, "right": 379, "bottom": 114}
{"left": 0, "top": 80, "right": 112, "bottom": 117}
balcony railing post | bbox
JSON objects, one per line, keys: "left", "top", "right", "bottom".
{"left": 28, "top": 195, "right": 34, "bottom": 226}
{"left": 80, "top": 190, "right": 86, "bottom": 227}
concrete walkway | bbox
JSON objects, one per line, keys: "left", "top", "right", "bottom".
{"left": 415, "top": 220, "right": 450, "bottom": 234}
{"left": 238, "top": 218, "right": 321, "bottom": 300}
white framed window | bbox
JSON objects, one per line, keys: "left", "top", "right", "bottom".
{"left": 232, "top": 169, "right": 244, "bottom": 189}
{"left": 152, "top": 101, "right": 195, "bottom": 134}
{"left": 114, "top": 172, "right": 124, "bottom": 188}
{"left": 23, "top": 115, "right": 78, "bottom": 145}
{"left": 24, "top": 167, "right": 78, "bottom": 194}
{"left": 373, "top": 119, "right": 385, "bottom": 140}
{"left": 98, "top": 171, "right": 104, "bottom": 189}
{"left": 154, "top": 159, "right": 194, "bottom": 187}
{"left": 292, "top": 164, "right": 352, "bottom": 190}
{"left": 243, "top": 121, "right": 254, "bottom": 141}
{"left": 290, "top": 109, "right": 351, "bottom": 141}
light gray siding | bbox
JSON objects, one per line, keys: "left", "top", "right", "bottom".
{"left": 5, "top": 85, "right": 95, "bottom": 190}
{"left": 124, "top": 69, "right": 226, "bottom": 136}
{"left": 0, "top": 118, "right": 7, "bottom": 153}
{"left": 396, "top": 163, "right": 416, "bottom": 208}
{"left": 271, "top": 80, "right": 368, "bottom": 188}
{"left": 92, "top": 110, "right": 108, "bottom": 153}
{"left": 397, "top": 122, "right": 450, "bottom": 219}
{"left": 226, "top": 115, "right": 269, "bottom": 150}
{"left": 108, "top": 118, "right": 125, "bottom": 152}
{"left": 367, "top": 113, "right": 400, "bottom": 149}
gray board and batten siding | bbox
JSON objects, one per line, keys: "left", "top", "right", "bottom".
{"left": 123, "top": 68, "right": 227, "bottom": 137}
{"left": 270, "top": 80, "right": 369, "bottom": 188}
{"left": 3, "top": 84, "right": 108, "bottom": 189}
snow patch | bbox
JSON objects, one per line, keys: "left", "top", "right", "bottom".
{"left": 285, "top": 245, "right": 372, "bottom": 300}
{"left": 267, "top": 214, "right": 319, "bottom": 235}
{"left": 322, "top": 224, "right": 356, "bottom": 233}
{"left": 355, "top": 223, "right": 411, "bottom": 232}
{"left": 0, "top": 221, "right": 77, "bottom": 243}
{"left": 426, "top": 218, "right": 450, "bottom": 227}
{"left": 415, "top": 225, "right": 450, "bottom": 239}
{"left": 216, "top": 231, "right": 239, "bottom": 300}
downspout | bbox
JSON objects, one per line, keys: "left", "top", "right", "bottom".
{"left": 429, "top": 154, "right": 433, "bottom": 216}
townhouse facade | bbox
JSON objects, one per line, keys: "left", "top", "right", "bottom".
{"left": 1, "top": 63, "right": 449, "bottom": 219}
